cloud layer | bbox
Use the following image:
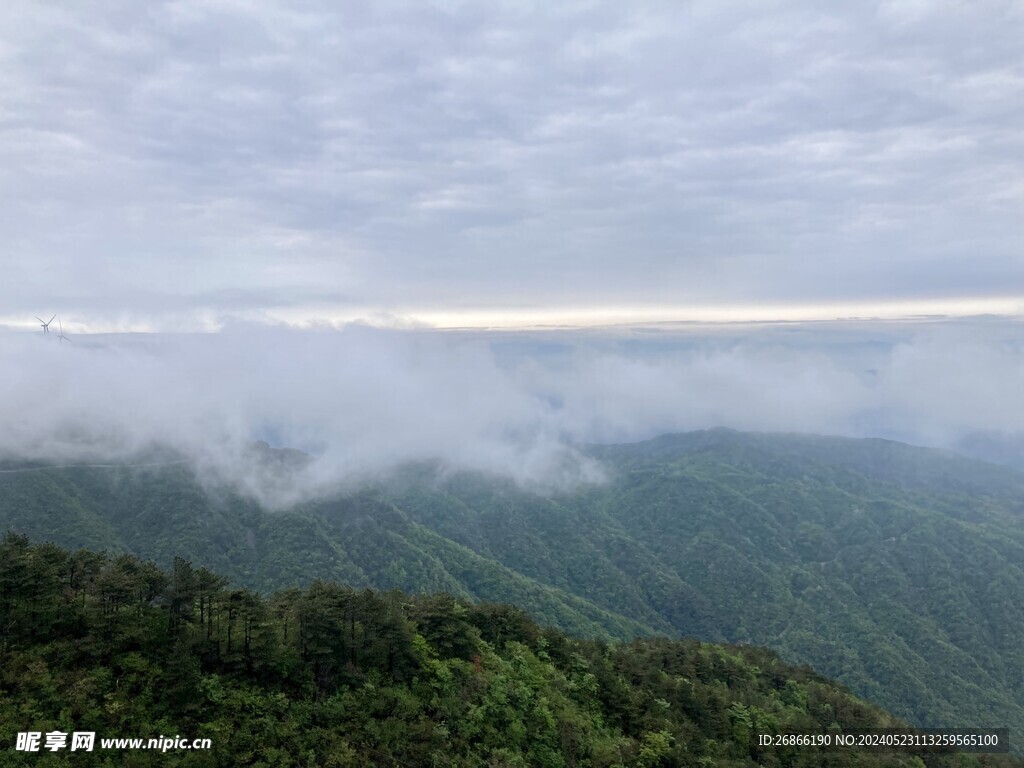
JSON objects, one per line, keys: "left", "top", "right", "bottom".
{"left": 3, "top": 320, "right": 1022, "bottom": 504}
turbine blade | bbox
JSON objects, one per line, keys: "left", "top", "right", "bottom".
{"left": 48, "top": 314, "right": 56, "bottom": 323}
{"left": 35, "top": 316, "right": 45, "bottom": 323}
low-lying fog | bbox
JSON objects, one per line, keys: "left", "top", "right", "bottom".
{"left": 3, "top": 316, "right": 1023, "bottom": 505}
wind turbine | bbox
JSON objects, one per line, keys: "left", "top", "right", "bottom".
{"left": 35, "top": 314, "right": 56, "bottom": 334}
{"left": 57, "top": 320, "right": 70, "bottom": 343}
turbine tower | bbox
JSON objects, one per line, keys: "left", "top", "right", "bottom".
{"left": 35, "top": 314, "right": 56, "bottom": 334}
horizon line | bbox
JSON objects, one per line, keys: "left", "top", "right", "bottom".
{"left": 2, "top": 296, "right": 1022, "bottom": 334}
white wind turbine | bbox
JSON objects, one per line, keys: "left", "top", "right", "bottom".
{"left": 35, "top": 314, "right": 56, "bottom": 334}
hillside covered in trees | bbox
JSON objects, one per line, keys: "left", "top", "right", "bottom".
{"left": 2, "top": 535, "right": 1017, "bottom": 767}
{"left": 2, "top": 430, "right": 1024, "bottom": 748}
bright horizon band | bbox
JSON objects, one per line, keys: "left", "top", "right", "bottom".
{"left": 5, "top": 295, "right": 1024, "bottom": 335}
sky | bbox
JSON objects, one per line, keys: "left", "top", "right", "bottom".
{"left": 1, "top": 2, "right": 1023, "bottom": 497}
{"left": 1, "top": 0, "right": 1022, "bottom": 331}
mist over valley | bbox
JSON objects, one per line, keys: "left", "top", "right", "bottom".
{"left": 4, "top": 316, "right": 1024, "bottom": 505}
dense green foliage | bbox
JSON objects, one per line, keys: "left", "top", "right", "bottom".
{"left": 3, "top": 429, "right": 1024, "bottom": 748}
{"left": 2, "top": 535, "right": 1017, "bottom": 767}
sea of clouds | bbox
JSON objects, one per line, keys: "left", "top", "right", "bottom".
{"left": 3, "top": 317, "right": 1022, "bottom": 505}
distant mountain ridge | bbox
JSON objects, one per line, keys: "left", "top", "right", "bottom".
{"left": 590, "top": 427, "right": 1024, "bottom": 498}
{"left": 2, "top": 429, "right": 1024, "bottom": 746}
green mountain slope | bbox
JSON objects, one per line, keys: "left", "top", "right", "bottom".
{"left": 0, "top": 464, "right": 652, "bottom": 641}
{"left": 384, "top": 431, "right": 1024, "bottom": 736}
{"left": 2, "top": 536, "right": 1017, "bottom": 767}
{"left": 2, "top": 429, "right": 1024, "bottom": 746}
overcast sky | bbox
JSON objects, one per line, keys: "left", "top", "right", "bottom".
{"left": 3, "top": 2, "right": 1024, "bottom": 492}
{"left": 2, "top": 0, "right": 1022, "bottom": 331}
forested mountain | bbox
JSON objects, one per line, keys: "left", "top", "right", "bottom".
{"left": 2, "top": 429, "right": 1024, "bottom": 749}
{"left": 1, "top": 536, "right": 1017, "bottom": 767}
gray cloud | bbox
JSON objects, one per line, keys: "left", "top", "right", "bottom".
{"left": 1, "top": 1, "right": 1022, "bottom": 327}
